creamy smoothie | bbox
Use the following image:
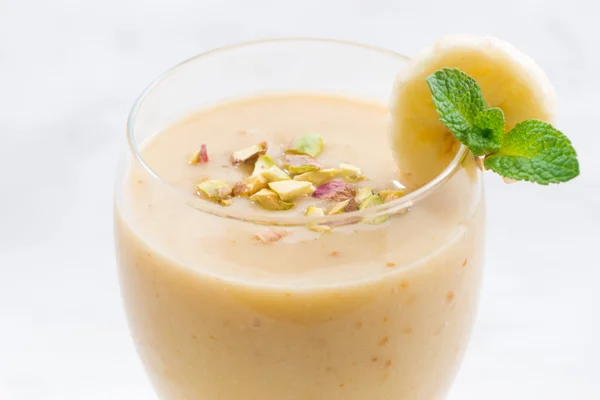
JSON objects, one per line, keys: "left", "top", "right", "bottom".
{"left": 115, "top": 93, "right": 485, "bottom": 400}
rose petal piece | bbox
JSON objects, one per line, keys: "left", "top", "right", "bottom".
{"left": 199, "top": 144, "right": 209, "bottom": 163}
{"left": 189, "top": 144, "right": 209, "bottom": 165}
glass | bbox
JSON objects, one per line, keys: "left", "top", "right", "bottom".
{"left": 114, "top": 38, "right": 485, "bottom": 400}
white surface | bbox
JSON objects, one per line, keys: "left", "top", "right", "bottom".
{"left": 1, "top": 1, "right": 599, "bottom": 399}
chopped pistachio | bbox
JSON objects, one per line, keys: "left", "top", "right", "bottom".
{"left": 189, "top": 151, "right": 200, "bottom": 165}
{"left": 252, "top": 155, "right": 276, "bottom": 176}
{"left": 378, "top": 189, "right": 405, "bottom": 203}
{"left": 268, "top": 180, "right": 315, "bottom": 201}
{"left": 249, "top": 189, "right": 294, "bottom": 211}
{"left": 230, "top": 142, "right": 267, "bottom": 165}
{"left": 286, "top": 133, "right": 324, "bottom": 158}
{"left": 308, "top": 224, "right": 332, "bottom": 233}
{"left": 293, "top": 168, "right": 339, "bottom": 185}
{"left": 328, "top": 200, "right": 350, "bottom": 214}
{"left": 358, "top": 194, "right": 383, "bottom": 209}
{"left": 359, "top": 194, "right": 388, "bottom": 224}
{"left": 339, "top": 163, "right": 366, "bottom": 181}
{"left": 312, "top": 181, "right": 356, "bottom": 201}
{"left": 305, "top": 206, "right": 332, "bottom": 233}
{"left": 355, "top": 187, "right": 373, "bottom": 204}
{"left": 189, "top": 144, "right": 209, "bottom": 165}
{"left": 282, "top": 154, "right": 322, "bottom": 175}
{"left": 503, "top": 177, "right": 518, "bottom": 184}
{"left": 195, "top": 180, "right": 232, "bottom": 206}
{"left": 261, "top": 165, "right": 291, "bottom": 182}
{"left": 327, "top": 198, "right": 358, "bottom": 214}
{"left": 253, "top": 229, "right": 289, "bottom": 243}
{"left": 305, "top": 206, "right": 326, "bottom": 217}
{"left": 232, "top": 175, "right": 269, "bottom": 197}
{"left": 309, "top": 224, "right": 332, "bottom": 233}
{"left": 344, "top": 198, "right": 359, "bottom": 212}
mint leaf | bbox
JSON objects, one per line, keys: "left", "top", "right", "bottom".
{"left": 471, "top": 107, "right": 505, "bottom": 155}
{"left": 426, "top": 68, "right": 489, "bottom": 148}
{"left": 484, "top": 120, "right": 579, "bottom": 184}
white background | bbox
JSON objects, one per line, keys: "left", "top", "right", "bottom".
{"left": 1, "top": 0, "right": 599, "bottom": 399}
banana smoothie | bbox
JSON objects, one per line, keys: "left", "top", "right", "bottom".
{"left": 114, "top": 29, "right": 582, "bottom": 399}
{"left": 116, "top": 92, "right": 485, "bottom": 400}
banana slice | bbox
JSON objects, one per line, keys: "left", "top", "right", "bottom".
{"left": 388, "top": 35, "right": 557, "bottom": 187}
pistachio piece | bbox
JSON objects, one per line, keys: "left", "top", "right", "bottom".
{"left": 249, "top": 189, "right": 294, "bottom": 211}
{"left": 293, "top": 168, "right": 339, "bottom": 185}
{"left": 344, "top": 198, "right": 359, "bottom": 212}
{"left": 312, "top": 181, "right": 355, "bottom": 201}
{"left": 355, "top": 187, "right": 373, "bottom": 204}
{"left": 327, "top": 198, "right": 358, "bottom": 214}
{"left": 189, "top": 144, "right": 209, "bottom": 165}
{"left": 359, "top": 194, "right": 384, "bottom": 209}
{"left": 252, "top": 155, "right": 276, "bottom": 176}
{"left": 339, "top": 163, "right": 365, "bottom": 181}
{"left": 359, "top": 194, "right": 388, "bottom": 224}
{"left": 231, "top": 142, "right": 268, "bottom": 165}
{"left": 309, "top": 225, "right": 333, "bottom": 233}
{"left": 232, "top": 175, "right": 269, "bottom": 197}
{"left": 282, "top": 154, "right": 322, "bottom": 175}
{"left": 328, "top": 200, "right": 350, "bottom": 214}
{"left": 305, "top": 206, "right": 332, "bottom": 233}
{"left": 189, "top": 151, "right": 201, "bottom": 165}
{"left": 253, "top": 229, "right": 289, "bottom": 243}
{"left": 378, "top": 189, "right": 405, "bottom": 203}
{"left": 261, "top": 165, "right": 291, "bottom": 182}
{"left": 286, "top": 133, "right": 324, "bottom": 158}
{"left": 195, "top": 180, "right": 232, "bottom": 206}
{"left": 268, "top": 180, "right": 315, "bottom": 201}
{"left": 306, "top": 206, "right": 326, "bottom": 217}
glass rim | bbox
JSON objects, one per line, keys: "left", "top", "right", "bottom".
{"left": 126, "top": 37, "right": 469, "bottom": 226}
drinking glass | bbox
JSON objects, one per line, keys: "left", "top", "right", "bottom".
{"left": 115, "top": 38, "right": 485, "bottom": 400}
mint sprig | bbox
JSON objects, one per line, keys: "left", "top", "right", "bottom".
{"left": 426, "top": 67, "right": 579, "bottom": 184}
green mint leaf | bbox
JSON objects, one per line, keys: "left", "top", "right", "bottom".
{"left": 484, "top": 120, "right": 579, "bottom": 184}
{"left": 471, "top": 107, "right": 505, "bottom": 155}
{"left": 426, "top": 68, "right": 491, "bottom": 149}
